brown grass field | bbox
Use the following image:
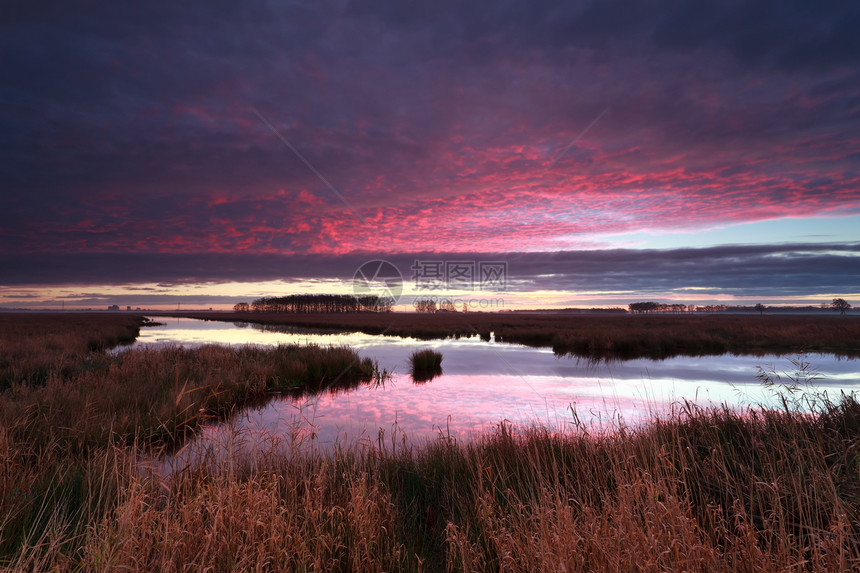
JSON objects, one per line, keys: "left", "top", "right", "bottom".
{"left": 1, "top": 312, "right": 860, "bottom": 571}
{"left": 0, "top": 312, "right": 143, "bottom": 390}
{"left": 167, "top": 311, "right": 860, "bottom": 359}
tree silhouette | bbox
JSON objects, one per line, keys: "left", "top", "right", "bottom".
{"left": 755, "top": 303, "right": 765, "bottom": 315}
{"left": 237, "top": 294, "right": 392, "bottom": 313}
{"left": 629, "top": 302, "right": 660, "bottom": 313}
{"left": 832, "top": 298, "right": 851, "bottom": 316}
{"left": 414, "top": 298, "right": 437, "bottom": 313}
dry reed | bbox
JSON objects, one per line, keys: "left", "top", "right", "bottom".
{"left": 2, "top": 313, "right": 859, "bottom": 571}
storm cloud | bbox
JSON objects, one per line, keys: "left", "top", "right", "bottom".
{"left": 1, "top": 243, "right": 857, "bottom": 299}
{"left": 1, "top": 1, "right": 858, "bottom": 303}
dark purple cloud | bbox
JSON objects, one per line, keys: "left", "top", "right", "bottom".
{"left": 1, "top": 1, "right": 859, "bottom": 298}
{"left": 1, "top": 244, "right": 858, "bottom": 300}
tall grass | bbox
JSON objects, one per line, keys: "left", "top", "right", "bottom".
{"left": 8, "top": 394, "right": 852, "bottom": 572}
{"left": 0, "top": 313, "right": 143, "bottom": 390}
{"left": 0, "top": 315, "right": 381, "bottom": 564}
{"left": 3, "top": 313, "right": 860, "bottom": 570}
{"left": 2, "top": 344, "right": 378, "bottom": 454}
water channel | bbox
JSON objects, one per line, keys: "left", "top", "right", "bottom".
{"left": 125, "top": 317, "right": 860, "bottom": 467}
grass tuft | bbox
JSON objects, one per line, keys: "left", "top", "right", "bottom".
{"left": 409, "top": 349, "right": 443, "bottom": 383}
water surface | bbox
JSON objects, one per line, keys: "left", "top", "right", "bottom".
{"left": 129, "top": 317, "right": 860, "bottom": 463}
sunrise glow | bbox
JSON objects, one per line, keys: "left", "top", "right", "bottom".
{"left": 2, "top": 1, "right": 858, "bottom": 308}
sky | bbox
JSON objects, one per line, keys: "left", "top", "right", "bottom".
{"left": 1, "top": 0, "right": 859, "bottom": 310}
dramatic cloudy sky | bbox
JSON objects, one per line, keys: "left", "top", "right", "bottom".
{"left": 1, "top": 0, "right": 859, "bottom": 309}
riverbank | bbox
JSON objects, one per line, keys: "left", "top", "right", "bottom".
{"left": 2, "top": 313, "right": 859, "bottom": 570}
{"left": 160, "top": 311, "right": 860, "bottom": 359}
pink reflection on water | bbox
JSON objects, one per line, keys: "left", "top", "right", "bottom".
{"left": 183, "top": 371, "right": 683, "bottom": 461}
{"left": 141, "top": 318, "right": 860, "bottom": 474}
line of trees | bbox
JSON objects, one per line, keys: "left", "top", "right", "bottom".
{"left": 233, "top": 294, "right": 393, "bottom": 313}
{"left": 628, "top": 302, "right": 692, "bottom": 313}
{"left": 230, "top": 296, "right": 851, "bottom": 315}
{"left": 630, "top": 301, "right": 853, "bottom": 314}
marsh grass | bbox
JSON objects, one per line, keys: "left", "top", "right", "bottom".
{"left": 169, "top": 311, "right": 860, "bottom": 360}
{"left": 6, "top": 395, "right": 856, "bottom": 572}
{"left": 0, "top": 315, "right": 381, "bottom": 563}
{"left": 3, "top": 313, "right": 860, "bottom": 571}
{"left": 409, "top": 349, "right": 443, "bottom": 383}
{"left": 0, "top": 313, "right": 143, "bottom": 390}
